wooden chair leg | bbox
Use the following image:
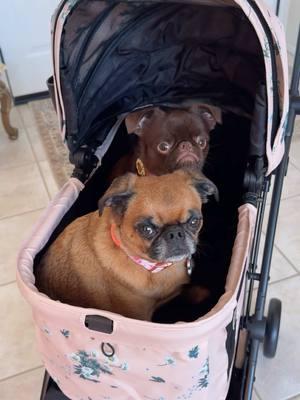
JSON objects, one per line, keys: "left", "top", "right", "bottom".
{"left": 0, "top": 80, "right": 18, "bottom": 140}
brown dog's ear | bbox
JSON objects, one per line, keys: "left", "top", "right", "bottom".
{"left": 192, "top": 174, "right": 219, "bottom": 203}
{"left": 189, "top": 104, "right": 222, "bottom": 131}
{"left": 98, "top": 173, "right": 136, "bottom": 216}
{"left": 125, "top": 107, "right": 162, "bottom": 136}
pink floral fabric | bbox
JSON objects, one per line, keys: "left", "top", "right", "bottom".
{"left": 17, "top": 179, "right": 257, "bottom": 400}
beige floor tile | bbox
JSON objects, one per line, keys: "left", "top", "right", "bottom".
{"left": 290, "top": 135, "right": 300, "bottom": 171}
{"left": 17, "top": 104, "right": 38, "bottom": 130}
{"left": 267, "top": 196, "right": 300, "bottom": 272}
{"left": 11, "top": 105, "right": 24, "bottom": 127}
{"left": 293, "top": 117, "right": 300, "bottom": 137}
{"left": 0, "top": 210, "right": 44, "bottom": 286}
{"left": 252, "top": 388, "right": 261, "bottom": 400}
{"left": 0, "top": 367, "right": 44, "bottom": 400}
{"left": 254, "top": 276, "right": 300, "bottom": 400}
{"left": 265, "top": 120, "right": 300, "bottom": 204}
{"left": 281, "top": 162, "right": 300, "bottom": 200}
{"left": 255, "top": 233, "right": 297, "bottom": 285}
{"left": 0, "top": 282, "right": 42, "bottom": 380}
{"left": 263, "top": 165, "right": 299, "bottom": 206}
{"left": 0, "top": 163, "right": 49, "bottom": 219}
{"left": 0, "top": 128, "right": 35, "bottom": 170}
{"left": 26, "top": 125, "right": 49, "bottom": 162}
{"left": 39, "top": 160, "right": 59, "bottom": 199}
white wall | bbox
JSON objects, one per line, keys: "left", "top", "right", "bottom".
{"left": 285, "top": 0, "right": 300, "bottom": 55}
{"left": 264, "top": 0, "right": 278, "bottom": 12}
{"left": 0, "top": 0, "right": 59, "bottom": 97}
{"left": 261, "top": 0, "right": 299, "bottom": 57}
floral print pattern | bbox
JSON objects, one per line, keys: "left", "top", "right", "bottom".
{"left": 145, "top": 396, "right": 166, "bottom": 400}
{"left": 188, "top": 346, "right": 199, "bottom": 359}
{"left": 198, "top": 358, "right": 209, "bottom": 389}
{"left": 176, "top": 358, "right": 209, "bottom": 399}
{"left": 42, "top": 326, "right": 51, "bottom": 335}
{"left": 60, "top": 0, "right": 80, "bottom": 22}
{"left": 103, "top": 354, "right": 129, "bottom": 372}
{"left": 158, "top": 356, "right": 176, "bottom": 367}
{"left": 60, "top": 342, "right": 210, "bottom": 398}
{"left": 150, "top": 376, "right": 166, "bottom": 383}
{"left": 70, "top": 350, "right": 112, "bottom": 382}
{"left": 60, "top": 329, "right": 70, "bottom": 338}
{"left": 263, "top": 37, "right": 271, "bottom": 58}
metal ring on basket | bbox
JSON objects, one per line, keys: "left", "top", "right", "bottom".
{"left": 101, "top": 342, "right": 115, "bottom": 358}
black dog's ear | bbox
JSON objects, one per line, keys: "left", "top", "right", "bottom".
{"left": 98, "top": 173, "right": 136, "bottom": 216}
{"left": 192, "top": 176, "right": 219, "bottom": 203}
{"left": 98, "top": 192, "right": 133, "bottom": 217}
{"left": 188, "top": 104, "right": 222, "bottom": 131}
{"left": 125, "top": 107, "right": 165, "bottom": 136}
{"left": 125, "top": 108, "right": 154, "bottom": 135}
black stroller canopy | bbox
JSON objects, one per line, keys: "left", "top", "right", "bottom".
{"left": 58, "top": 0, "right": 265, "bottom": 153}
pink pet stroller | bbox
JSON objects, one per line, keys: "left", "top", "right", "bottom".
{"left": 17, "top": 0, "right": 300, "bottom": 399}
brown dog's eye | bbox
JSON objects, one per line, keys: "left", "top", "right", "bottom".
{"left": 157, "top": 142, "right": 171, "bottom": 153}
{"left": 188, "top": 217, "right": 201, "bottom": 230}
{"left": 144, "top": 226, "right": 154, "bottom": 235}
{"left": 137, "top": 223, "right": 157, "bottom": 239}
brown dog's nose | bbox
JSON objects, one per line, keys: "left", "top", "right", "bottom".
{"left": 179, "top": 141, "right": 193, "bottom": 152}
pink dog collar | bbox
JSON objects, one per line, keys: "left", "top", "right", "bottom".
{"left": 110, "top": 224, "right": 173, "bottom": 273}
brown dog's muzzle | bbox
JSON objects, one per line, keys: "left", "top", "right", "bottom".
{"left": 164, "top": 225, "right": 186, "bottom": 242}
{"left": 150, "top": 225, "right": 195, "bottom": 261}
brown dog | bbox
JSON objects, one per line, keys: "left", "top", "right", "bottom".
{"left": 112, "top": 104, "right": 221, "bottom": 178}
{"left": 35, "top": 170, "right": 217, "bottom": 321}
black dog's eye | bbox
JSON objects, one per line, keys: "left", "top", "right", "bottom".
{"left": 157, "top": 142, "right": 171, "bottom": 153}
{"left": 195, "top": 136, "right": 207, "bottom": 149}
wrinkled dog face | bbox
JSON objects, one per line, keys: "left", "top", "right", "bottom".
{"left": 99, "top": 170, "right": 218, "bottom": 263}
{"left": 135, "top": 209, "right": 202, "bottom": 262}
{"left": 125, "top": 105, "right": 222, "bottom": 175}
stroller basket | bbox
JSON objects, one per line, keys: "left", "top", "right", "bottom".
{"left": 16, "top": 0, "right": 295, "bottom": 399}
{"left": 18, "top": 181, "right": 255, "bottom": 399}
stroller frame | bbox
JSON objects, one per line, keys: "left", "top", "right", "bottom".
{"left": 226, "top": 24, "right": 300, "bottom": 399}
{"left": 239, "top": 26, "right": 300, "bottom": 400}
{"left": 15, "top": 1, "right": 296, "bottom": 398}
{"left": 38, "top": 25, "right": 300, "bottom": 400}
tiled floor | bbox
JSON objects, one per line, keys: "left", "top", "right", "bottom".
{"left": 0, "top": 102, "right": 299, "bottom": 400}
{"left": 0, "top": 104, "right": 59, "bottom": 399}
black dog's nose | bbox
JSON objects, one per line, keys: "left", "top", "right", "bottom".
{"left": 165, "top": 226, "right": 185, "bottom": 241}
{"left": 179, "top": 141, "right": 193, "bottom": 152}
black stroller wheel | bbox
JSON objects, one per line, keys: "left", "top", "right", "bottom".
{"left": 263, "top": 298, "right": 282, "bottom": 358}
